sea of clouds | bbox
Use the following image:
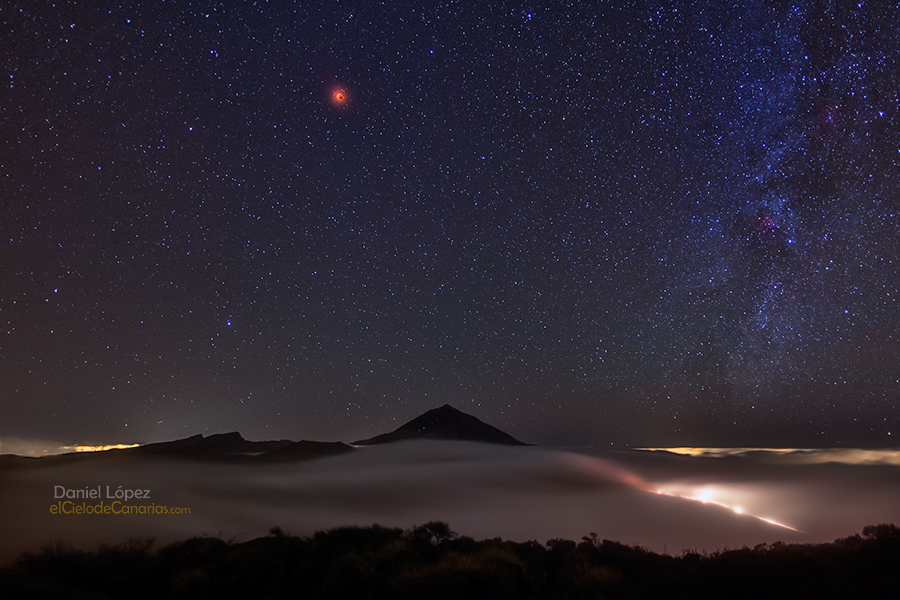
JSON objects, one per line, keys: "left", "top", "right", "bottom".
{"left": 1, "top": 441, "right": 898, "bottom": 565}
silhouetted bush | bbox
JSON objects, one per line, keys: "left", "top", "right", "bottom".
{"left": 2, "top": 523, "right": 899, "bottom": 599}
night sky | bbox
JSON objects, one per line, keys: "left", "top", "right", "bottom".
{"left": 2, "top": 1, "right": 899, "bottom": 449}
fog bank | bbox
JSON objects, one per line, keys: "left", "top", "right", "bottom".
{"left": 1, "top": 442, "right": 898, "bottom": 566}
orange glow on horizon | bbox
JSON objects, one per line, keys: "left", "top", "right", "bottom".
{"left": 75, "top": 443, "right": 140, "bottom": 453}
{"left": 636, "top": 447, "right": 900, "bottom": 466}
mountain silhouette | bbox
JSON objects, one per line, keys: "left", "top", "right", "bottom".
{"left": 131, "top": 432, "right": 295, "bottom": 457}
{"left": 352, "top": 404, "right": 527, "bottom": 446}
{"left": 2, "top": 433, "right": 353, "bottom": 464}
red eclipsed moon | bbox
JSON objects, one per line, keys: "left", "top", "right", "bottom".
{"left": 332, "top": 89, "right": 348, "bottom": 105}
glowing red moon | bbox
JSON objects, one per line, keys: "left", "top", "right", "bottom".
{"left": 332, "top": 89, "right": 347, "bottom": 105}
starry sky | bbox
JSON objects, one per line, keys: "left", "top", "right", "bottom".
{"left": 2, "top": 1, "right": 899, "bottom": 449}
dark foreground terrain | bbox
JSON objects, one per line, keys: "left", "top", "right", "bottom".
{"left": 2, "top": 522, "right": 898, "bottom": 599}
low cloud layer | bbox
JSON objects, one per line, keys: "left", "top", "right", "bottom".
{"left": 1, "top": 442, "right": 898, "bottom": 566}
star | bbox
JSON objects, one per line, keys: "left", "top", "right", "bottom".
{"left": 332, "top": 88, "right": 348, "bottom": 106}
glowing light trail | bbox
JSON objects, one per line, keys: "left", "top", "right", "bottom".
{"left": 651, "top": 488, "right": 799, "bottom": 532}
{"left": 558, "top": 452, "right": 801, "bottom": 533}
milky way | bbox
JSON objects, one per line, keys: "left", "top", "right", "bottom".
{"left": 1, "top": 2, "right": 898, "bottom": 447}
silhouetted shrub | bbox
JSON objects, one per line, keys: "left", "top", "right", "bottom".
{"left": 3, "top": 524, "right": 900, "bottom": 599}
{"left": 862, "top": 523, "right": 900, "bottom": 541}
{"left": 408, "top": 520, "right": 458, "bottom": 547}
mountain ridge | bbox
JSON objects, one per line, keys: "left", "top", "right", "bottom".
{"left": 131, "top": 431, "right": 295, "bottom": 456}
{"left": 2, "top": 405, "right": 525, "bottom": 462}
